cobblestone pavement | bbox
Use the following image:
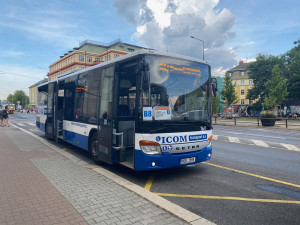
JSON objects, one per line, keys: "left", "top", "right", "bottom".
{"left": 0, "top": 126, "right": 207, "bottom": 225}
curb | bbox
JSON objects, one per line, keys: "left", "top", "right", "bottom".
{"left": 10, "top": 123, "right": 215, "bottom": 225}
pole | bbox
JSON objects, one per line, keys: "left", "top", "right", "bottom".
{"left": 190, "top": 36, "right": 205, "bottom": 60}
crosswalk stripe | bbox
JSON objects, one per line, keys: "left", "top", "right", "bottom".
{"left": 251, "top": 139, "right": 269, "bottom": 148}
{"left": 228, "top": 136, "right": 240, "bottom": 143}
{"left": 17, "top": 123, "right": 25, "bottom": 126}
{"left": 280, "top": 143, "right": 300, "bottom": 152}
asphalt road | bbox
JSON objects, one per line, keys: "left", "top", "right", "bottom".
{"left": 8, "top": 112, "right": 300, "bottom": 225}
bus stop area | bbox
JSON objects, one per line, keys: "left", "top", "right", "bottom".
{"left": 0, "top": 124, "right": 214, "bottom": 225}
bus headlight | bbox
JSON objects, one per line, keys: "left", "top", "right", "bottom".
{"left": 207, "top": 135, "right": 213, "bottom": 148}
{"left": 139, "top": 140, "right": 162, "bottom": 155}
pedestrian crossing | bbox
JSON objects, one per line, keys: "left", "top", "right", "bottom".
{"left": 213, "top": 135, "right": 300, "bottom": 152}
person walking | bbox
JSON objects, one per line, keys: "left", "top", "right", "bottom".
{"left": 0, "top": 107, "right": 3, "bottom": 127}
{"left": 2, "top": 106, "right": 10, "bottom": 127}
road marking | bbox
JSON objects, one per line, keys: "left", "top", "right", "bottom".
{"left": 217, "top": 131, "right": 286, "bottom": 140}
{"left": 203, "top": 162, "right": 300, "bottom": 189}
{"left": 280, "top": 143, "right": 300, "bottom": 152}
{"left": 144, "top": 173, "right": 155, "bottom": 191}
{"left": 251, "top": 139, "right": 269, "bottom": 147}
{"left": 17, "top": 123, "right": 25, "bottom": 126}
{"left": 228, "top": 136, "right": 240, "bottom": 143}
{"left": 28, "top": 122, "right": 36, "bottom": 126}
{"left": 155, "top": 193, "right": 300, "bottom": 204}
{"left": 29, "top": 129, "right": 39, "bottom": 132}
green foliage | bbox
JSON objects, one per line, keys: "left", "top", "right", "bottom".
{"left": 7, "top": 94, "right": 15, "bottom": 104}
{"left": 283, "top": 42, "right": 300, "bottom": 99}
{"left": 212, "top": 96, "right": 220, "bottom": 114}
{"left": 6, "top": 90, "right": 29, "bottom": 106}
{"left": 248, "top": 41, "right": 300, "bottom": 104}
{"left": 260, "top": 110, "right": 276, "bottom": 118}
{"left": 263, "top": 65, "right": 288, "bottom": 109}
{"left": 247, "top": 54, "right": 284, "bottom": 101}
{"left": 220, "top": 72, "right": 238, "bottom": 107}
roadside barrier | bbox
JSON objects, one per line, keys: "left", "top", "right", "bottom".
{"left": 213, "top": 117, "right": 300, "bottom": 130}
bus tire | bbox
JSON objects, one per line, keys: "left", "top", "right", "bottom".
{"left": 89, "top": 131, "right": 101, "bottom": 163}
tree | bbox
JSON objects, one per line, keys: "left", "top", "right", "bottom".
{"left": 221, "top": 72, "right": 238, "bottom": 109}
{"left": 264, "top": 65, "right": 288, "bottom": 110}
{"left": 212, "top": 96, "right": 220, "bottom": 115}
{"left": 247, "top": 54, "right": 285, "bottom": 103}
{"left": 7, "top": 94, "right": 15, "bottom": 104}
{"left": 283, "top": 41, "right": 300, "bottom": 99}
{"left": 6, "top": 90, "right": 29, "bottom": 106}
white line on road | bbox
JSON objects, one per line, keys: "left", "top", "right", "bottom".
{"left": 228, "top": 137, "right": 240, "bottom": 143}
{"left": 221, "top": 131, "right": 286, "bottom": 140}
{"left": 251, "top": 139, "right": 269, "bottom": 148}
{"left": 17, "top": 123, "right": 25, "bottom": 126}
{"left": 280, "top": 144, "right": 300, "bottom": 152}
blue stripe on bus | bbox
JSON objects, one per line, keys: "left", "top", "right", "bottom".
{"left": 36, "top": 121, "right": 45, "bottom": 133}
{"left": 134, "top": 146, "right": 212, "bottom": 171}
{"left": 63, "top": 130, "right": 89, "bottom": 151}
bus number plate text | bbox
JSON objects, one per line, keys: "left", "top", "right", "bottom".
{"left": 180, "top": 157, "right": 196, "bottom": 165}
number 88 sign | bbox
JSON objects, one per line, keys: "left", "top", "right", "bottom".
{"left": 143, "top": 107, "right": 153, "bottom": 121}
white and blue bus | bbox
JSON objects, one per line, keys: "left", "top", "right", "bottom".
{"left": 36, "top": 49, "right": 215, "bottom": 171}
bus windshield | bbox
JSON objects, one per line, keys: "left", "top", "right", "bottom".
{"left": 138, "top": 54, "right": 211, "bottom": 133}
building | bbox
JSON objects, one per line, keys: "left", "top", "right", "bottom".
{"left": 29, "top": 78, "right": 48, "bottom": 108}
{"left": 47, "top": 39, "right": 143, "bottom": 81}
{"left": 227, "top": 61, "right": 257, "bottom": 115}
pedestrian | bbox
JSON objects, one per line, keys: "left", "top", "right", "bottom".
{"left": 0, "top": 107, "right": 3, "bottom": 127}
{"left": 2, "top": 106, "right": 10, "bottom": 127}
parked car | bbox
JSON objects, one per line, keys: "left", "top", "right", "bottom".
{"left": 232, "top": 113, "right": 239, "bottom": 118}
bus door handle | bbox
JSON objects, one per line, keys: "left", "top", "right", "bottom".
{"left": 113, "top": 132, "right": 123, "bottom": 150}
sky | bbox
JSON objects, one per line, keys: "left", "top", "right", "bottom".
{"left": 0, "top": 0, "right": 299, "bottom": 100}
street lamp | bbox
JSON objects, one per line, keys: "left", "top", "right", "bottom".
{"left": 190, "top": 36, "right": 204, "bottom": 60}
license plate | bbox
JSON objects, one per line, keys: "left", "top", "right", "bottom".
{"left": 180, "top": 157, "right": 196, "bottom": 165}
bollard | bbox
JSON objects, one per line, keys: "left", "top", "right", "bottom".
{"left": 286, "top": 119, "right": 288, "bottom": 128}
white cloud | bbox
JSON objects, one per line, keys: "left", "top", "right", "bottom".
{"left": 0, "top": 3, "right": 84, "bottom": 48}
{"left": 0, "top": 64, "right": 46, "bottom": 100}
{"left": 113, "top": 0, "right": 237, "bottom": 73}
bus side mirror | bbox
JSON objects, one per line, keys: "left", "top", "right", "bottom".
{"left": 212, "top": 83, "right": 218, "bottom": 97}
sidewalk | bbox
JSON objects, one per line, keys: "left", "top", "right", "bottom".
{"left": 0, "top": 125, "right": 214, "bottom": 225}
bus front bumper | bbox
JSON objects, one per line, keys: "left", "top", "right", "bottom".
{"left": 134, "top": 146, "right": 212, "bottom": 171}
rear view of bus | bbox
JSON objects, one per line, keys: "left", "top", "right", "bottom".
{"left": 133, "top": 53, "right": 213, "bottom": 170}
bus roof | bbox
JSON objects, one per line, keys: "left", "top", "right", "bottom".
{"left": 38, "top": 49, "right": 209, "bottom": 88}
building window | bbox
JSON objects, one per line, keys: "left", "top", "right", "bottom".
{"left": 128, "top": 48, "right": 134, "bottom": 52}
{"left": 79, "top": 55, "right": 84, "bottom": 61}
{"left": 241, "top": 99, "right": 245, "bottom": 105}
{"left": 87, "top": 56, "right": 92, "bottom": 63}
{"left": 249, "top": 80, "right": 253, "bottom": 85}
{"left": 241, "top": 80, "right": 245, "bottom": 85}
{"left": 241, "top": 71, "right": 245, "bottom": 76}
{"left": 249, "top": 100, "right": 253, "bottom": 104}
{"left": 95, "top": 57, "right": 100, "bottom": 62}
{"left": 108, "top": 55, "right": 111, "bottom": 60}
{"left": 114, "top": 54, "right": 119, "bottom": 58}
{"left": 241, "top": 90, "right": 245, "bottom": 95}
